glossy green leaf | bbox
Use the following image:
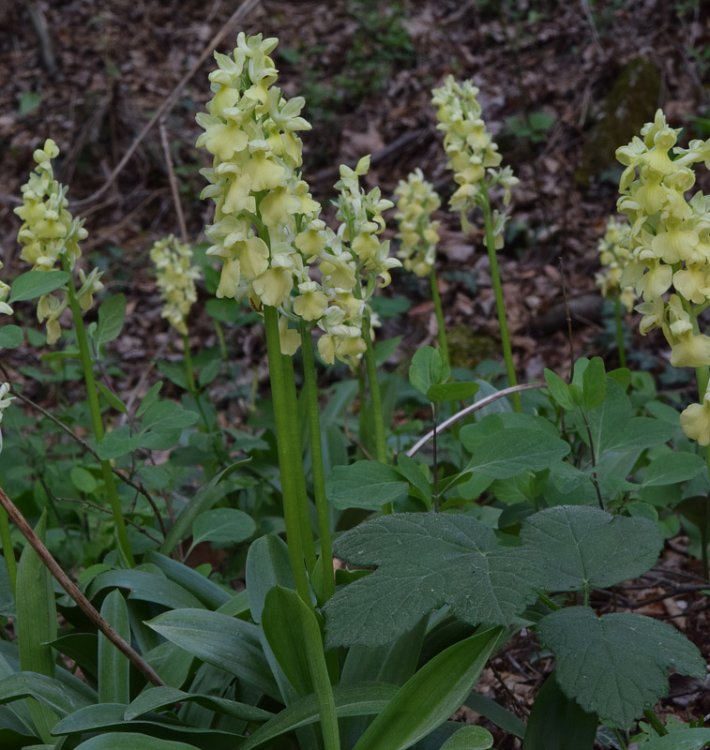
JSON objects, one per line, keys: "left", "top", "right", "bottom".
{"left": 0, "top": 672, "right": 92, "bottom": 716}
{"left": 325, "top": 513, "right": 539, "bottom": 647}
{"left": 409, "top": 347, "right": 450, "bottom": 397}
{"left": 262, "top": 587, "right": 339, "bottom": 749}
{"left": 9, "top": 271, "right": 68, "bottom": 303}
{"left": 521, "top": 506, "right": 662, "bottom": 592}
{"left": 98, "top": 590, "right": 130, "bottom": 704}
{"left": 440, "top": 725, "right": 494, "bottom": 749}
{"left": 523, "top": 673, "right": 597, "bottom": 750}
{"left": 539, "top": 606, "right": 705, "bottom": 728}
{"left": 96, "top": 381, "right": 128, "bottom": 414}
{"left": 426, "top": 381, "right": 479, "bottom": 403}
{"left": 640, "top": 451, "right": 705, "bottom": 487}
{"left": 87, "top": 570, "right": 204, "bottom": 610}
{"left": 144, "top": 552, "right": 230, "bottom": 610}
{"left": 147, "top": 609, "right": 279, "bottom": 699}
{"left": 327, "top": 460, "right": 409, "bottom": 511}
{"left": 245, "top": 535, "right": 294, "bottom": 625}
{"left": 580, "top": 356, "right": 606, "bottom": 410}
{"left": 0, "top": 325, "right": 23, "bottom": 349}
{"left": 239, "top": 683, "right": 396, "bottom": 750}
{"left": 189, "top": 508, "right": 256, "bottom": 549}
{"left": 73, "top": 732, "right": 200, "bottom": 750}
{"left": 352, "top": 627, "right": 503, "bottom": 750}
{"left": 124, "top": 685, "right": 272, "bottom": 722}
{"left": 96, "top": 293, "right": 127, "bottom": 347}
{"left": 464, "top": 692, "right": 525, "bottom": 738}
{"left": 544, "top": 369, "right": 575, "bottom": 410}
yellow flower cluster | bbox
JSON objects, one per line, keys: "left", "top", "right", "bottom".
{"left": 0, "top": 382, "right": 13, "bottom": 453}
{"left": 14, "top": 139, "right": 102, "bottom": 343}
{"left": 314, "top": 155, "right": 399, "bottom": 365}
{"left": 196, "top": 33, "right": 319, "bottom": 319}
{"left": 149, "top": 236, "right": 200, "bottom": 335}
{"left": 595, "top": 217, "right": 635, "bottom": 312}
{"left": 616, "top": 109, "right": 710, "bottom": 443}
{"left": 431, "top": 75, "right": 518, "bottom": 233}
{"left": 394, "top": 168, "right": 441, "bottom": 278}
{"left": 0, "top": 262, "right": 12, "bottom": 317}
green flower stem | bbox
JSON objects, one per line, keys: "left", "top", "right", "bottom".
{"left": 362, "top": 308, "right": 387, "bottom": 464}
{"left": 429, "top": 268, "right": 450, "bottom": 368}
{"left": 613, "top": 295, "right": 627, "bottom": 368}
{"left": 0, "top": 508, "right": 16, "bottom": 594}
{"left": 213, "top": 319, "right": 228, "bottom": 360}
{"left": 479, "top": 186, "right": 521, "bottom": 412}
{"left": 300, "top": 322, "right": 334, "bottom": 601}
{"left": 62, "top": 259, "right": 134, "bottom": 567}
{"left": 182, "top": 333, "right": 211, "bottom": 432}
{"left": 281, "top": 353, "right": 316, "bottom": 571}
{"left": 263, "top": 305, "right": 311, "bottom": 603}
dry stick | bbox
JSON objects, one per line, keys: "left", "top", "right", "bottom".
{"left": 0, "top": 375, "right": 167, "bottom": 538}
{"left": 159, "top": 120, "right": 189, "bottom": 245}
{"left": 0, "top": 485, "right": 165, "bottom": 687}
{"left": 70, "top": 0, "right": 261, "bottom": 209}
{"left": 406, "top": 382, "right": 544, "bottom": 458}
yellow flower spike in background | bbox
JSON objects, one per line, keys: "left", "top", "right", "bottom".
{"left": 394, "top": 168, "right": 441, "bottom": 278}
{"left": 14, "top": 139, "right": 102, "bottom": 344}
{"left": 149, "top": 235, "right": 201, "bottom": 336}
{"left": 0, "top": 262, "right": 12, "bottom": 317}
{"left": 596, "top": 217, "right": 635, "bottom": 313}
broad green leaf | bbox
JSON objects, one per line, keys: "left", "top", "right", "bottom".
{"left": 640, "top": 451, "right": 705, "bottom": 487}
{"left": 327, "top": 460, "right": 409, "bottom": 511}
{"left": 461, "top": 414, "right": 570, "bottom": 479}
{"left": 523, "top": 673, "right": 597, "bottom": 750}
{"left": 124, "top": 685, "right": 272, "bottom": 722}
{"left": 263, "top": 587, "right": 339, "bottom": 749}
{"left": 136, "top": 382, "right": 163, "bottom": 418}
{"left": 73, "top": 732, "right": 200, "bottom": 750}
{"left": 637, "top": 729, "right": 710, "bottom": 750}
{"left": 539, "top": 606, "right": 705, "bottom": 728}
{"left": 352, "top": 627, "right": 503, "bottom": 750}
{"left": 16, "top": 513, "right": 58, "bottom": 741}
{"left": 580, "top": 356, "right": 606, "bottom": 410}
{"left": 144, "top": 552, "right": 230, "bottom": 610}
{"left": 0, "top": 672, "right": 92, "bottom": 716}
{"left": 147, "top": 609, "right": 279, "bottom": 699}
{"left": 440, "top": 726, "right": 493, "bottom": 749}
{"left": 96, "top": 425, "right": 136, "bottom": 460}
{"left": 325, "top": 513, "right": 539, "bottom": 647}
{"left": 96, "top": 381, "right": 128, "bottom": 414}
{"left": 426, "top": 382, "right": 479, "bottom": 403}
{"left": 96, "top": 294, "right": 126, "bottom": 347}
{"left": 544, "top": 369, "right": 575, "bottom": 410}
{"left": 189, "top": 508, "right": 255, "bottom": 549}
{"left": 464, "top": 692, "right": 525, "bottom": 739}
{"left": 87, "top": 570, "right": 204, "bottom": 610}
{"left": 0, "top": 704, "right": 34, "bottom": 747}
{"left": 0, "top": 325, "right": 23, "bottom": 349}
{"left": 521, "top": 506, "right": 662, "bottom": 592}
{"left": 395, "top": 455, "right": 432, "bottom": 509}
{"left": 240, "top": 683, "right": 397, "bottom": 750}
{"left": 98, "top": 590, "right": 130, "bottom": 704}
{"left": 409, "top": 347, "right": 450, "bottom": 397}
{"left": 135, "top": 401, "right": 199, "bottom": 450}
{"left": 245, "top": 535, "right": 294, "bottom": 625}
{"left": 69, "top": 466, "right": 97, "bottom": 494}
{"left": 9, "top": 271, "right": 68, "bottom": 303}
{"left": 603, "top": 416, "right": 675, "bottom": 453}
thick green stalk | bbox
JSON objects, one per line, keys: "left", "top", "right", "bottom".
{"left": 281, "top": 353, "right": 316, "bottom": 570}
{"left": 479, "top": 186, "right": 520, "bottom": 411}
{"left": 0, "top": 508, "right": 16, "bottom": 593}
{"left": 362, "top": 308, "right": 387, "bottom": 463}
{"left": 263, "top": 306, "right": 311, "bottom": 603}
{"left": 299, "top": 321, "right": 334, "bottom": 601}
{"left": 429, "top": 268, "right": 449, "bottom": 368}
{"left": 62, "top": 259, "right": 134, "bottom": 566}
{"left": 613, "top": 295, "right": 627, "bottom": 368}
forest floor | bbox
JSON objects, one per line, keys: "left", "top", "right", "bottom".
{"left": 2, "top": 0, "right": 710, "bottom": 745}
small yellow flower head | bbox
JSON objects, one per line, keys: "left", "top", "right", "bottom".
{"left": 14, "top": 139, "right": 87, "bottom": 272}
{"left": 36, "top": 293, "right": 67, "bottom": 345}
{"left": 432, "top": 76, "right": 518, "bottom": 228}
{"left": 0, "top": 382, "right": 13, "bottom": 453}
{"left": 150, "top": 236, "right": 200, "bottom": 336}
{"left": 0, "top": 262, "right": 12, "bottom": 317}
{"left": 680, "top": 387, "right": 710, "bottom": 446}
{"left": 595, "top": 217, "right": 635, "bottom": 312}
{"left": 394, "top": 168, "right": 441, "bottom": 278}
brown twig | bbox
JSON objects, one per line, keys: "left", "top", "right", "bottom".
{"left": 0, "top": 484, "right": 165, "bottom": 687}
{"left": 70, "top": 0, "right": 261, "bottom": 209}
{"left": 159, "top": 120, "right": 189, "bottom": 244}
